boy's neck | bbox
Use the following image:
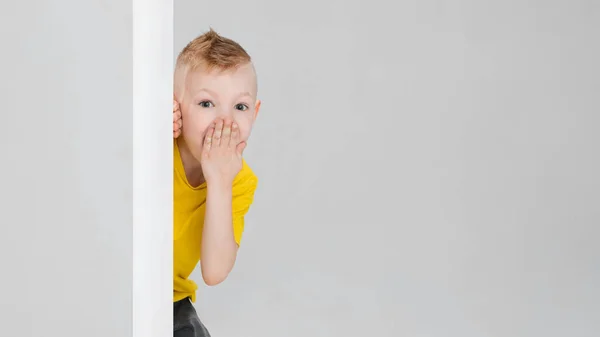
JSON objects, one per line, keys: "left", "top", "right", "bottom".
{"left": 177, "top": 138, "right": 206, "bottom": 187}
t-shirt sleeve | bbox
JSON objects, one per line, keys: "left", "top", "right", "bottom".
{"left": 231, "top": 173, "right": 258, "bottom": 245}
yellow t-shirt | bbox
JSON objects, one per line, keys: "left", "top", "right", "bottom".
{"left": 173, "top": 140, "right": 258, "bottom": 303}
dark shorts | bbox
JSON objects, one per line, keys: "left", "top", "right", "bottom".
{"left": 174, "top": 298, "right": 211, "bottom": 337}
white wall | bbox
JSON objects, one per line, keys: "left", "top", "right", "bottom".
{"left": 133, "top": 1, "right": 173, "bottom": 337}
{"left": 1, "top": 1, "right": 172, "bottom": 336}
{"left": 176, "top": 1, "right": 600, "bottom": 336}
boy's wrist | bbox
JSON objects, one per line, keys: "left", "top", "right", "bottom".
{"left": 206, "top": 177, "right": 233, "bottom": 191}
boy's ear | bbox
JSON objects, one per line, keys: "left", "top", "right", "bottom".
{"left": 253, "top": 99, "right": 261, "bottom": 121}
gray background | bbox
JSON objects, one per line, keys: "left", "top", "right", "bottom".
{"left": 1, "top": 0, "right": 133, "bottom": 336}
{"left": 176, "top": 0, "right": 600, "bottom": 336}
{"left": 0, "top": 0, "right": 597, "bottom": 337}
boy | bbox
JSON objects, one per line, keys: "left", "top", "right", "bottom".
{"left": 171, "top": 29, "right": 261, "bottom": 337}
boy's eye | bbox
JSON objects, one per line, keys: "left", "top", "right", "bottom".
{"left": 199, "top": 101, "right": 214, "bottom": 108}
{"left": 235, "top": 104, "right": 249, "bottom": 111}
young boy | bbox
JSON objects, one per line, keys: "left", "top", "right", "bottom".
{"left": 171, "top": 29, "right": 261, "bottom": 337}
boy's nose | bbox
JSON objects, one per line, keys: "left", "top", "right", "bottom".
{"left": 216, "top": 109, "right": 234, "bottom": 119}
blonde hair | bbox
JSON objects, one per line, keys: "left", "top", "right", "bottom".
{"left": 174, "top": 28, "right": 254, "bottom": 97}
{"left": 177, "top": 28, "right": 252, "bottom": 70}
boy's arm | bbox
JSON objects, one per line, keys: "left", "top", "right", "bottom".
{"left": 200, "top": 180, "right": 239, "bottom": 286}
{"left": 199, "top": 117, "right": 249, "bottom": 286}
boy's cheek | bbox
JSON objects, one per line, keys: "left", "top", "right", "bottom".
{"left": 182, "top": 112, "right": 210, "bottom": 130}
{"left": 239, "top": 128, "right": 253, "bottom": 142}
{"left": 182, "top": 121, "right": 208, "bottom": 144}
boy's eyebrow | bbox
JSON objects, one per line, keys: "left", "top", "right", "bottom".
{"left": 236, "top": 91, "right": 252, "bottom": 98}
{"left": 196, "top": 89, "right": 252, "bottom": 99}
{"left": 197, "top": 88, "right": 218, "bottom": 96}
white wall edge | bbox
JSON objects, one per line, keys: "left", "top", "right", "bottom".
{"left": 133, "top": 0, "right": 173, "bottom": 336}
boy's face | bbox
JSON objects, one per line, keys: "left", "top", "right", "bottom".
{"left": 177, "top": 62, "right": 260, "bottom": 160}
